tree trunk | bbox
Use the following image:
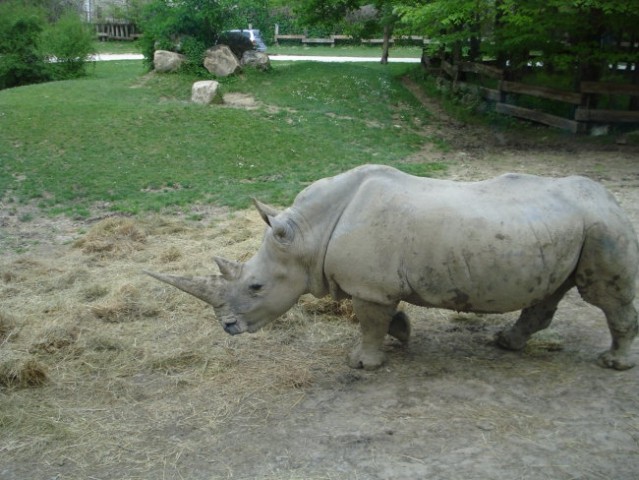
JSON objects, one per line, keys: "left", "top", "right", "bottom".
{"left": 469, "top": 12, "right": 481, "bottom": 62}
{"left": 381, "top": 23, "right": 392, "bottom": 64}
{"left": 630, "top": 33, "right": 639, "bottom": 111}
{"left": 575, "top": 8, "right": 605, "bottom": 108}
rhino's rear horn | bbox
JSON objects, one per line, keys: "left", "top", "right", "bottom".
{"left": 252, "top": 198, "right": 281, "bottom": 227}
{"left": 144, "top": 271, "right": 224, "bottom": 307}
{"left": 214, "top": 257, "right": 241, "bottom": 281}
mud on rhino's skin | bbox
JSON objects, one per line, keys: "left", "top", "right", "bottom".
{"left": 147, "top": 164, "right": 639, "bottom": 371}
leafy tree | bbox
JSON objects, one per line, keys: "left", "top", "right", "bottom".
{"left": 293, "top": 0, "right": 401, "bottom": 63}
{"left": 397, "top": 0, "right": 494, "bottom": 63}
{"left": 397, "top": 0, "right": 639, "bottom": 83}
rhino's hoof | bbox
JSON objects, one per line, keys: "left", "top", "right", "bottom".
{"left": 495, "top": 330, "right": 526, "bottom": 351}
{"left": 349, "top": 346, "right": 386, "bottom": 370}
{"left": 597, "top": 351, "right": 635, "bottom": 371}
{"left": 388, "top": 311, "right": 411, "bottom": 344}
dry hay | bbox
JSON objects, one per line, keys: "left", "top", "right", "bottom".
{"left": 73, "top": 216, "right": 146, "bottom": 257}
{"left": 28, "top": 321, "right": 79, "bottom": 355}
{"left": 298, "top": 295, "right": 356, "bottom": 322}
{"left": 0, "top": 206, "right": 359, "bottom": 475}
{"left": 90, "top": 282, "right": 159, "bottom": 322}
{"left": 0, "top": 349, "right": 48, "bottom": 388}
{"left": 0, "top": 311, "right": 18, "bottom": 342}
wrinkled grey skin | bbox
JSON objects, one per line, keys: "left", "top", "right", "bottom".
{"left": 147, "top": 165, "right": 639, "bottom": 371}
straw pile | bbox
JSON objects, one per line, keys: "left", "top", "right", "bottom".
{"left": 0, "top": 207, "right": 359, "bottom": 475}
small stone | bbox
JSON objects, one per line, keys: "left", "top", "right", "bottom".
{"left": 191, "top": 80, "right": 220, "bottom": 105}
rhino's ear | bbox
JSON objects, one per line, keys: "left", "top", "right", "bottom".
{"left": 214, "top": 256, "right": 241, "bottom": 281}
{"left": 252, "top": 198, "right": 280, "bottom": 227}
{"left": 270, "top": 216, "right": 295, "bottom": 245}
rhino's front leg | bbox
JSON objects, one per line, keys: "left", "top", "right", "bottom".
{"left": 349, "top": 298, "right": 397, "bottom": 370}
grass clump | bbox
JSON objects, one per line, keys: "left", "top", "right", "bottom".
{"left": 0, "top": 350, "right": 48, "bottom": 388}
{"left": 74, "top": 217, "right": 146, "bottom": 257}
{"left": 90, "top": 283, "right": 158, "bottom": 323}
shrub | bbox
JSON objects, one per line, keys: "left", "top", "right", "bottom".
{"left": 0, "top": 1, "right": 49, "bottom": 89}
{"left": 0, "top": 2, "right": 95, "bottom": 89}
{"left": 40, "top": 11, "right": 95, "bottom": 80}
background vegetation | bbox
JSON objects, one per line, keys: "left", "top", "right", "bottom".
{"left": 0, "top": 0, "right": 94, "bottom": 89}
{"left": 0, "top": 59, "right": 443, "bottom": 218}
{"left": 399, "top": 0, "right": 639, "bottom": 85}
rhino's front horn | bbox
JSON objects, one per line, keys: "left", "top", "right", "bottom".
{"left": 144, "top": 271, "right": 224, "bottom": 307}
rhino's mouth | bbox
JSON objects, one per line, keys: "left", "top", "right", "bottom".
{"left": 216, "top": 311, "right": 273, "bottom": 335}
{"left": 213, "top": 302, "right": 278, "bottom": 336}
{"left": 214, "top": 306, "right": 246, "bottom": 335}
{"left": 223, "top": 322, "right": 243, "bottom": 335}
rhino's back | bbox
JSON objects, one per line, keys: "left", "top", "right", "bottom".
{"left": 324, "top": 169, "right": 627, "bottom": 312}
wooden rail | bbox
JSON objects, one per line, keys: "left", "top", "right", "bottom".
{"left": 273, "top": 26, "right": 424, "bottom": 47}
{"left": 94, "top": 23, "right": 140, "bottom": 41}
{"left": 436, "top": 59, "right": 639, "bottom": 133}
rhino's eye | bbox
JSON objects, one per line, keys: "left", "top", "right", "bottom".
{"left": 249, "top": 283, "right": 263, "bottom": 293}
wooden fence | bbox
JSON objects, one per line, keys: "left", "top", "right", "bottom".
{"left": 436, "top": 59, "right": 639, "bottom": 133}
{"left": 273, "top": 25, "right": 424, "bottom": 47}
{"left": 94, "top": 23, "right": 140, "bottom": 41}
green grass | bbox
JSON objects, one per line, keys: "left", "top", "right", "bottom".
{"left": 93, "top": 40, "right": 142, "bottom": 54}
{"left": 0, "top": 60, "right": 443, "bottom": 217}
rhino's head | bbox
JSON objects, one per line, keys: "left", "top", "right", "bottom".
{"left": 146, "top": 200, "right": 310, "bottom": 335}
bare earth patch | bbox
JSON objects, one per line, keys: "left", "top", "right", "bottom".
{"left": 1, "top": 89, "right": 639, "bottom": 479}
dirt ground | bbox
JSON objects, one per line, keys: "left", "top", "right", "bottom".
{"left": 1, "top": 88, "right": 639, "bottom": 480}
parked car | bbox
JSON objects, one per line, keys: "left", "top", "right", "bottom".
{"left": 226, "top": 29, "right": 267, "bottom": 52}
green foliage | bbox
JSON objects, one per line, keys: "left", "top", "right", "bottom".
{"left": 0, "top": 1, "right": 95, "bottom": 89}
{"left": 398, "top": 0, "right": 639, "bottom": 79}
{"left": 0, "top": 1, "right": 48, "bottom": 89}
{"left": 235, "top": 0, "right": 273, "bottom": 40}
{"left": 291, "top": 0, "right": 396, "bottom": 39}
{"left": 295, "top": 0, "right": 361, "bottom": 28}
{"left": 0, "top": 60, "right": 442, "bottom": 216}
{"left": 138, "top": 0, "right": 241, "bottom": 70}
{"left": 40, "top": 11, "right": 95, "bottom": 80}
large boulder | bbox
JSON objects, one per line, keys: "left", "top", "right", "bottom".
{"left": 153, "top": 50, "right": 186, "bottom": 73}
{"left": 191, "top": 80, "right": 220, "bottom": 105}
{"left": 203, "top": 45, "right": 241, "bottom": 77}
{"left": 241, "top": 50, "right": 271, "bottom": 71}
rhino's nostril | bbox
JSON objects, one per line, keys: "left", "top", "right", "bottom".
{"left": 223, "top": 322, "right": 241, "bottom": 335}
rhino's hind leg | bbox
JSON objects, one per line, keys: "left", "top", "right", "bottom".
{"left": 350, "top": 298, "right": 398, "bottom": 370}
{"left": 597, "top": 302, "right": 638, "bottom": 371}
{"left": 575, "top": 220, "right": 638, "bottom": 370}
{"left": 388, "top": 311, "right": 411, "bottom": 344}
{"left": 497, "top": 280, "right": 573, "bottom": 351}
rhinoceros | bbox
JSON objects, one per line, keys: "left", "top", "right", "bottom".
{"left": 147, "top": 164, "right": 639, "bottom": 370}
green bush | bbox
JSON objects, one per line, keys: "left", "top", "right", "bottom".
{"left": 0, "top": 2, "right": 95, "bottom": 89}
{"left": 40, "top": 11, "right": 95, "bottom": 80}
{"left": 0, "top": 1, "right": 49, "bottom": 89}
